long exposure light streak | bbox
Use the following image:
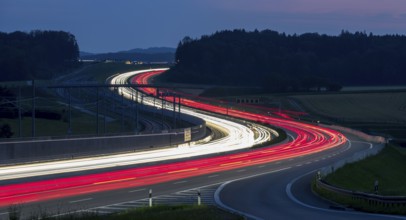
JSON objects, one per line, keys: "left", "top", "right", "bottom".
{"left": 0, "top": 69, "right": 274, "bottom": 181}
{"left": 0, "top": 69, "right": 346, "bottom": 207}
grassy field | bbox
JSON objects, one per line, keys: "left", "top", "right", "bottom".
{"left": 1, "top": 115, "right": 128, "bottom": 138}
{"left": 286, "top": 92, "right": 406, "bottom": 140}
{"left": 291, "top": 92, "right": 406, "bottom": 123}
{"left": 41, "top": 205, "right": 242, "bottom": 220}
{"left": 324, "top": 144, "right": 406, "bottom": 195}
{"left": 0, "top": 63, "right": 170, "bottom": 138}
{"left": 313, "top": 144, "right": 406, "bottom": 214}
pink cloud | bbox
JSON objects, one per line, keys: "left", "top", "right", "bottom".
{"left": 213, "top": 0, "right": 406, "bottom": 15}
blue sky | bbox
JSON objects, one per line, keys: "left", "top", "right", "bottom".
{"left": 1, "top": 0, "right": 405, "bottom": 53}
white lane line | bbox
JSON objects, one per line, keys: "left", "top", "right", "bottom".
{"left": 258, "top": 165, "right": 266, "bottom": 168}
{"left": 296, "top": 164, "right": 302, "bottom": 167}
{"left": 215, "top": 167, "right": 291, "bottom": 220}
{"left": 173, "top": 180, "right": 188, "bottom": 185}
{"left": 0, "top": 212, "right": 9, "bottom": 216}
{"left": 69, "top": 198, "right": 93, "bottom": 204}
{"left": 129, "top": 188, "right": 146, "bottom": 193}
{"left": 236, "top": 169, "right": 246, "bottom": 172}
{"left": 208, "top": 174, "right": 219, "bottom": 178}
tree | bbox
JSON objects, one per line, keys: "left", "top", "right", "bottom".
{"left": 0, "top": 30, "right": 80, "bottom": 81}
{"left": 161, "top": 29, "right": 406, "bottom": 92}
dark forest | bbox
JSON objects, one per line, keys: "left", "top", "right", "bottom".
{"left": 0, "top": 30, "right": 79, "bottom": 81}
{"left": 161, "top": 29, "right": 406, "bottom": 92}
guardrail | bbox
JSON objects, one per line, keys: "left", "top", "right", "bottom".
{"left": 315, "top": 178, "right": 406, "bottom": 213}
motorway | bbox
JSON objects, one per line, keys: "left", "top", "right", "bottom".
{"left": 2, "top": 136, "right": 401, "bottom": 220}
{"left": 217, "top": 137, "right": 404, "bottom": 220}
{"left": 0, "top": 69, "right": 402, "bottom": 219}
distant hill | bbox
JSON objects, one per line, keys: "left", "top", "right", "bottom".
{"left": 79, "top": 51, "right": 94, "bottom": 57}
{"left": 80, "top": 47, "right": 175, "bottom": 63}
{"left": 121, "top": 47, "right": 175, "bottom": 54}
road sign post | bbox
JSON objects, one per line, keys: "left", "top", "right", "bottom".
{"left": 184, "top": 128, "right": 191, "bottom": 142}
{"left": 197, "top": 189, "right": 201, "bottom": 206}
{"left": 149, "top": 189, "right": 152, "bottom": 207}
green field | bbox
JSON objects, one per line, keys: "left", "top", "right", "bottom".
{"left": 313, "top": 144, "right": 406, "bottom": 214}
{"left": 288, "top": 92, "right": 406, "bottom": 139}
{"left": 292, "top": 92, "right": 406, "bottom": 123}
{"left": 0, "top": 63, "right": 169, "bottom": 138}
{"left": 324, "top": 144, "right": 406, "bottom": 195}
{"left": 27, "top": 205, "right": 242, "bottom": 220}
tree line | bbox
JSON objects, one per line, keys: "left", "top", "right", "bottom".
{"left": 160, "top": 29, "right": 406, "bottom": 92}
{"left": 0, "top": 30, "right": 80, "bottom": 81}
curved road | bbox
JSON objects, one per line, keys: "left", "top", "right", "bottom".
{"left": 216, "top": 137, "right": 405, "bottom": 220}
{"left": 0, "top": 69, "right": 400, "bottom": 220}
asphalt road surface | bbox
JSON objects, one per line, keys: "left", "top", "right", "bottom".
{"left": 216, "top": 136, "right": 406, "bottom": 220}
{"left": 2, "top": 134, "right": 403, "bottom": 220}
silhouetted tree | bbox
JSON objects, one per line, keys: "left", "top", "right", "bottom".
{"left": 0, "top": 30, "right": 80, "bottom": 81}
{"left": 160, "top": 29, "right": 406, "bottom": 92}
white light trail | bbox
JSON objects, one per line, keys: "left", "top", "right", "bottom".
{"left": 0, "top": 69, "right": 275, "bottom": 181}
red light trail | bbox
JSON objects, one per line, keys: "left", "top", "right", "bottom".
{"left": 0, "top": 70, "right": 346, "bottom": 207}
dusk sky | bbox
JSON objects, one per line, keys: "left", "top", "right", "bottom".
{"left": 1, "top": 0, "right": 406, "bottom": 53}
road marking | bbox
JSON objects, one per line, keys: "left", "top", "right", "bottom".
{"left": 208, "top": 175, "right": 219, "bottom": 178}
{"left": 129, "top": 188, "right": 146, "bottom": 193}
{"left": 69, "top": 198, "right": 93, "bottom": 204}
{"left": 215, "top": 167, "right": 291, "bottom": 220}
{"left": 236, "top": 169, "right": 246, "bottom": 172}
{"left": 285, "top": 167, "right": 405, "bottom": 219}
{"left": 0, "top": 212, "right": 8, "bottom": 216}
{"left": 258, "top": 165, "right": 266, "bottom": 168}
{"left": 305, "top": 161, "right": 312, "bottom": 165}
{"left": 296, "top": 164, "right": 302, "bottom": 167}
{"left": 173, "top": 180, "right": 188, "bottom": 185}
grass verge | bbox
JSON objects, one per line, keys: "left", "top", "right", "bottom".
{"left": 313, "top": 144, "right": 406, "bottom": 214}
{"left": 49, "top": 205, "right": 243, "bottom": 220}
{"left": 324, "top": 144, "right": 406, "bottom": 195}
